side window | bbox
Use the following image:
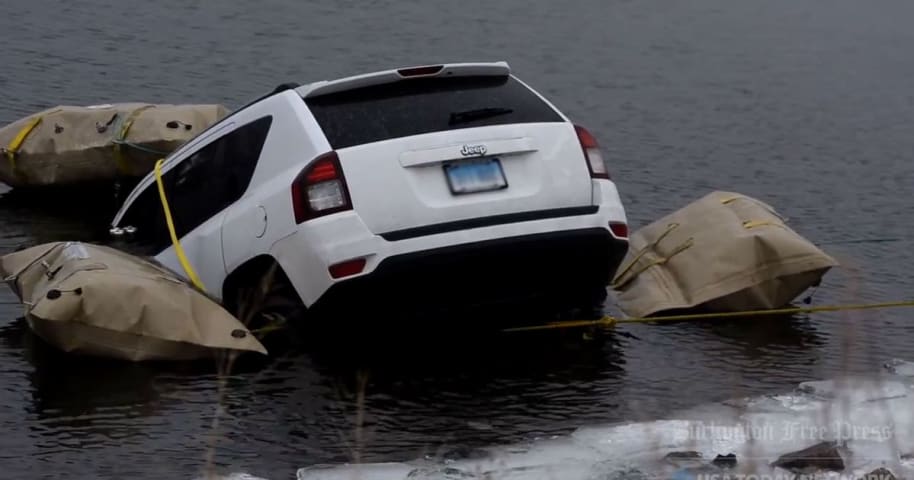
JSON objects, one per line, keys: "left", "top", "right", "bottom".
{"left": 223, "top": 115, "right": 273, "bottom": 197}
{"left": 169, "top": 138, "right": 225, "bottom": 239}
{"left": 118, "top": 180, "right": 171, "bottom": 254}
{"left": 170, "top": 115, "right": 273, "bottom": 239}
{"left": 117, "top": 116, "right": 272, "bottom": 253}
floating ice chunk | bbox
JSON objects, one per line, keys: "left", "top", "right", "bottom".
{"left": 296, "top": 361, "right": 914, "bottom": 480}
{"left": 297, "top": 462, "right": 415, "bottom": 480}
{"left": 767, "top": 394, "right": 827, "bottom": 411}
{"left": 573, "top": 420, "right": 696, "bottom": 456}
{"left": 588, "top": 465, "right": 654, "bottom": 480}
{"left": 198, "top": 474, "right": 270, "bottom": 480}
{"left": 725, "top": 393, "right": 827, "bottom": 413}
{"left": 798, "top": 378, "right": 910, "bottom": 403}
{"left": 404, "top": 466, "right": 478, "bottom": 479}
{"left": 901, "top": 453, "right": 914, "bottom": 468}
{"left": 884, "top": 359, "right": 914, "bottom": 377}
{"left": 440, "top": 435, "right": 607, "bottom": 479}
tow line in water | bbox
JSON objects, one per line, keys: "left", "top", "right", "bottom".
{"left": 503, "top": 299, "right": 914, "bottom": 333}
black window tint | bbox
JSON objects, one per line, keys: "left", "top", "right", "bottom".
{"left": 169, "top": 115, "right": 272, "bottom": 239}
{"left": 118, "top": 181, "right": 171, "bottom": 255}
{"left": 168, "top": 139, "right": 223, "bottom": 239}
{"left": 224, "top": 116, "right": 274, "bottom": 196}
{"left": 117, "top": 116, "right": 272, "bottom": 252}
{"left": 304, "top": 75, "right": 564, "bottom": 149}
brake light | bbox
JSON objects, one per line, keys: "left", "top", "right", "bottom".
{"left": 291, "top": 151, "right": 352, "bottom": 224}
{"left": 306, "top": 161, "right": 338, "bottom": 183}
{"left": 397, "top": 65, "right": 444, "bottom": 77}
{"left": 574, "top": 125, "right": 610, "bottom": 180}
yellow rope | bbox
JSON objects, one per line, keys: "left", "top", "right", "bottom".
{"left": 615, "top": 237, "right": 694, "bottom": 286}
{"left": 5, "top": 116, "right": 43, "bottom": 174}
{"left": 154, "top": 158, "right": 205, "bottom": 291}
{"left": 611, "top": 222, "right": 681, "bottom": 288}
{"left": 503, "top": 300, "right": 914, "bottom": 333}
{"left": 743, "top": 219, "right": 787, "bottom": 230}
{"left": 722, "top": 194, "right": 788, "bottom": 221}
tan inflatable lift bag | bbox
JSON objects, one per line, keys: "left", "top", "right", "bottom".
{"left": 612, "top": 191, "right": 839, "bottom": 318}
{"left": 0, "top": 103, "right": 228, "bottom": 187}
{"left": 1, "top": 242, "right": 266, "bottom": 362}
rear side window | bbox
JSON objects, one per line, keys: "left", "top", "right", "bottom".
{"left": 166, "top": 115, "right": 273, "bottom": 240}
{"left": 118, "top": 116, "right": 272, "bottom": 253}
{"left": 304, "top": 75, "right": 564, "bottom": 149}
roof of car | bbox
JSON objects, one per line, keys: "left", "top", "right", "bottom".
{"left": 294, "top": 61, "right": 512, "bottom": 99}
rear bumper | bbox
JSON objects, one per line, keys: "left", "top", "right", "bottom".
{"left": 309, "top": 227, "right": 628, "bottom": 317}
{"left": 269, "top": 179, "right": 628, "bottom": 310}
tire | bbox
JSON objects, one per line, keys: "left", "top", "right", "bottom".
{"left": 225, "top": 261, "right": 306, "bottom": 337}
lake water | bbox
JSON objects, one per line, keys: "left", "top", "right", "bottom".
{"left": 1, "top": 0, "right": 913, "bottom": 478}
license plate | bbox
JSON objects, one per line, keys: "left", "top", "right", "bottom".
{"left": 443, "top": 158, "right": 508, "bottom": 195}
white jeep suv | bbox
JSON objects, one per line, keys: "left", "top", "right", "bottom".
{"left": 111, "top": 61, "right": 629, "bottom": 322}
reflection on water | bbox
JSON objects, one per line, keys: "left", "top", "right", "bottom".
{"left": 0, "top": 185, "right": 118, "bottom": 248}
{"left": 642, "top": 313, "right": 826, "bottom": 353}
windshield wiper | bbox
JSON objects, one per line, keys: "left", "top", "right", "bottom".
{"left": 448, "top": 107, "right": 514, "bottom": 125}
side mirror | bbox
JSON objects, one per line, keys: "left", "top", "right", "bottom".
{"left": 108, "top": 225, "right": 147, "bottom": 254}
{"left": 109, "top": 225, "right": 138, "bottom": 241}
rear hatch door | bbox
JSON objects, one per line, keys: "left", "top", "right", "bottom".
{"left": 304, "top": 73, "right": 594, "bottom": 236}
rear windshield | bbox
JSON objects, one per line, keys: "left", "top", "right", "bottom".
{"left": 303, "top": 75, "right": 565, "bottom": 149}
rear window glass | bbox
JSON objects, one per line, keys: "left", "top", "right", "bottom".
{"left": 304, "top": 75, "right": 565, "bottom": 149}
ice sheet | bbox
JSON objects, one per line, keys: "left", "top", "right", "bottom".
{"left": 296, "top": 360, "right": 914, "bottom": 480}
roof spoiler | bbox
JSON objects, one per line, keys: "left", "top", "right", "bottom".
{"left": 298, "top": 61, "right": 511, "bottom": 98}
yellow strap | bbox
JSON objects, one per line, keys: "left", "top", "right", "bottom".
{"left": 618, "top": 237, "right": 694, "bottom": 283}
{"left": 743, "top": 220, "right": 787, "bottom": 230}
{"left": 722, "top": 195, "right": 788, "bottom": 222}
{"left": 611, "top": 223, "right": 684, "bottom": 288}
{"left": 113, "top": 105, "right": 155, "bottom": 174}
{"left": 154, "top": 158, "right": 205, "bottom": 291}
{"left": 5, "top": 116, "right": 43, "bottom": 173}
{"left": 504, "top": 299, "right": 914, "bottom": 333}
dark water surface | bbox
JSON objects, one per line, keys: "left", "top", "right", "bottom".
{"left": 2, "top": 0, "right": 914, "bottom": 478}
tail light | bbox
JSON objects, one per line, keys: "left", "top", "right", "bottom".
{"left": 574, "top": 125, "right": 610, "bottom": 180}
{"left": 291, "top": 151, "right": 352, "bottom": 224}
{"left": 328, "top": 258, "right": 367, "bottom": 279}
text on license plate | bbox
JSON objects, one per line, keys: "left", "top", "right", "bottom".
{"left": 443, "top": 158, "right": 508, "bottom": 195}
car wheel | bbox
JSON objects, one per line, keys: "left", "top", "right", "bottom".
{"left": 227, "top": 262, "right": 306, "bottom": 338}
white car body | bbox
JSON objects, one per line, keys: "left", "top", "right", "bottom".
{"left": 111, "top": 61, "right": 630, "bottom": 318}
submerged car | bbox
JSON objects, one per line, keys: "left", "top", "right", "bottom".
{"left": 110, "top": 61, "right": 630, "bottom": 324}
